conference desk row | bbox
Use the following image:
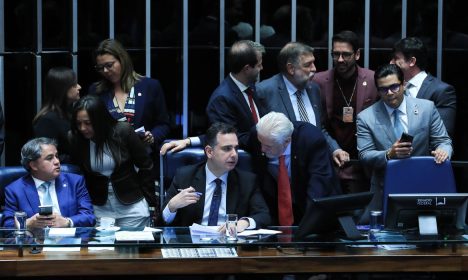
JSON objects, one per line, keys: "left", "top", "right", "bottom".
{"left": 1, "top": 227, "right": 468, "bottom": 278}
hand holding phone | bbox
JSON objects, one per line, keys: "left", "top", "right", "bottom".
{"left": 38, "top": 205, "right": 53, "bottom": 216}
{"left": 399, "top": 132, "right": 414, "bottom": 143}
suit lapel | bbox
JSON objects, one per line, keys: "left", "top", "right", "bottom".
{"left": 355, "top": 67, "right": 370, "bottom": 113}
{"left": 23, "top": 176, "right": 41, "bottom": 213}
{"left": 192, "top": 166, "right": 208, "bottom": 221}
{"left": 322, "top": 71, "right": 335, "bottom": 118}
{"left": 278, "top": 76, "right": 297, "bottom": 121}
{"left": 416, "top": 75, "right": 433, "bottom": 99}
{"left": 405, "top": 98, "right": 420, "bottom": 135}
{"left": 227, "top": 76, "right": 255, "bottom": 125}
{"left": 375, "top": 101, "right": 397, "bottom": 142}
{"left": 132, "top": 79, "right": 145, "bottom": 126}
{"left": 55, "top": 175, "right": 68, "bottom": 216}
{"left": 305, "top": 85, "right": 321, "bottom": 127}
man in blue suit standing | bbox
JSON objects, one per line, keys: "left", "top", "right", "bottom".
{"left": 2, "top": 137, "right": 95, "bottom": 228}
{"left": 391, "top": 37, "right": 456, "bottom": 137}
{"left": 357, "top": 64, "right": 452, "bottom": 217}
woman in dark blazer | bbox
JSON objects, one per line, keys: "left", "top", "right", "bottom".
{"left": 33, "top": 67, "right": 81, "bottom": 162}
{"left": 69, "top": 95, "right": 159, "bottom": 227}
{"left": 88, "top": 38, "right": 170, "bottom": 150}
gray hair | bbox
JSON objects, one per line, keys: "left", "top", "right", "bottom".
{"left": 21, "top": 137, "right": 57, "bottom": 171}
{"left": 277, "top": 42, "right": 314, "bottom": 74}
{"left": 256, "top": 112, "right": 294, "bottom": 144}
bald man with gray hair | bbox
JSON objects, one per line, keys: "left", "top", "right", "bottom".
{"left": 254, "top": 112, "right": 341, "bottom": 226}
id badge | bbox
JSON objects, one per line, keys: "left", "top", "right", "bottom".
{"left": 342, "top": 107, "right": 354, "bottom": 123}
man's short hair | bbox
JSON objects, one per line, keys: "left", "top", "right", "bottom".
{"left": 374, "top": 64, "right": 404, "bottom": 87}
{"left": 21, "top": 137, "right": 57, "bottom": 171}
{"left": 332, "top": 30, "right": 359, "bottom": 52}
{"left": 205, "top": 122, "right": 238, "bottom": 148}
{"left": 256, "top": 112, "right": 294, "bottom": 144}
{"left": 228, "top": 40, "right": 265, "bottom": 74}
{"left": 392, "top": 37, "right": 428, "bottom": 70}
{"left": 277, "top": 42, "right": 314, "bottom": 74}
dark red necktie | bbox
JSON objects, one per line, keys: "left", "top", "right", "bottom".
{"left": 245, "top": 87, "right": 259, "bottom": 123}
{"left": 278, "top": 155, "right": 293, "bottom": 226}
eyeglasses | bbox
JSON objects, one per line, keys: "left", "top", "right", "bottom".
{"left": 331, "top": 51, "right": 354, "bottom": 60}
{"left": 94, "top": 61, "right": 116, "bottom": 72}
{"left": 377, "top": 83, "right": 402, "bottom": 95}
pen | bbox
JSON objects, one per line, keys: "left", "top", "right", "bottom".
{"left": 177, "top": 189, "right": 203, "bottom": 196}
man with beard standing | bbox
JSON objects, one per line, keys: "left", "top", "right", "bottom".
{"left": 314, "top": 30, "right": 379, "bottom": 194}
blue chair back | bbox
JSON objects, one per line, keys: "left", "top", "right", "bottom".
{"left": 159, "top": 147, "right": 253, "bottom": 210}
{"left": 383, "top": 156, "right": 456, "bottom": 219}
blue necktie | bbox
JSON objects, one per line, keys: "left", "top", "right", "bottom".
{"left": 208, "top": 178, "right": 222, "bottom": 226}
{"left": 41, "top": 181, "right": 53, "bottom": 206}
{"left": 393, "top": 109, "right": 404, "bottom": 138}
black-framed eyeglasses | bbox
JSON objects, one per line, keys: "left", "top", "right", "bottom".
{"left": 94, "top": 61, "right": 116, "bottom": 72}
{"left": 377, "top": 83, "right": 401, "bottom": 95}
{"left": 331, "top": 51, "right": 354, "bottom": 60}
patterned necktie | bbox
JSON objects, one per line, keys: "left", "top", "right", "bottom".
{"left": 41, "top": 181, "right": 53, "bottom": 206}
{"left": 245, "top": 87, "right": 259, "bottom": 123}
{"left": 207, "top": 178, "right": 222, "bottom": 226}
{"left": 295, "top": 90, "right": 310, "bottom": 122}
{"left": 393, "top": 109, "right": 404, "bottom": 138}
{"left": 277, "top": 155, "right": 293, "bottom": 226}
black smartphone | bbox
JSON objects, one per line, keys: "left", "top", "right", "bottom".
{"left": 38, "top": 205, "right": 53, "bottom": 216}
{"left": 400, "top": 132, "right": 414, "bottom": 143}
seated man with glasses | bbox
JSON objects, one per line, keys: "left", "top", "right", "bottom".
{"left": 314, "top": 30, "right": 379, "bottom": 195}
{"left": 356, "top": 63, "right": 452, "bottom": 221}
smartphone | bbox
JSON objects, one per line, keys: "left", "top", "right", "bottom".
{"left": 400, "top": 132, "right": 414, "bottom": 143}
{"left": 38, "top": 205, "right": 53, "bottom": 216}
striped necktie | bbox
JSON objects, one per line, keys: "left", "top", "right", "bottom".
{"left": 295, "top": 90, "right": 310, "bottom": 122}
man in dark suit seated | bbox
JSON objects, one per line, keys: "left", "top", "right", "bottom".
{"left": 2, "top": 137, "right": 95, "bottom": 228}
{"left": 162, "top": 123, "right": 270, "bottom": 232}
{"left": 254, "top": 112, "right": 341, "bottom": 226}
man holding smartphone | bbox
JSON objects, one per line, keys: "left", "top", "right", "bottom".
{"left": 356, "top": 64, "right": 452, "bottom": 221}
{"left": 2, "top": 137, "right": 95, "bottom": 228}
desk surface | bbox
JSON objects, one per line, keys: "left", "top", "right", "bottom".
{"left": 1, "top": 227, "right": 468, "bottom": 277}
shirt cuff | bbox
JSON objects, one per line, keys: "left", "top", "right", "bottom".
{"left": 241, "top": 217, "right": 256, "bottom": 229}
{"left": 67, "top": 218, "right": 74, "bottom": 228}
{"left": 162, "top": 205, "right": 177, "bottom": 224}
{"left": 189, "top": 137, "right": 201, "bottom": 146}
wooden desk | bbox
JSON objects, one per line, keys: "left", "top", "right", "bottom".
{"left": 1, "top": 245, "right": 467, "bottom": 277}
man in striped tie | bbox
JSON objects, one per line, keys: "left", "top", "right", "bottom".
{"left": 2, "top": 137, "right": 95, "bottom": 228}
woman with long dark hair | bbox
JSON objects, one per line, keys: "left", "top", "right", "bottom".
{"left": 69, "top": 95, "right": 159, "bottom": 227}
{"left": 33, "top": 67, "right": 81, "bottom": 162}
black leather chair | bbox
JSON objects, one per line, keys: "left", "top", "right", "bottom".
{"left": 0, "top": 164, "right": 82, "bottom": 224}
{"left": 159, "top": 147, "right": 253, "bottom": 210}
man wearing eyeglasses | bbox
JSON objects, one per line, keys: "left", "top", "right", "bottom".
{"left": 313, "top": 30, "right": 379, "bottom": 194}
{"left": 356, "top": 64, "right": 452, "bottom": 219}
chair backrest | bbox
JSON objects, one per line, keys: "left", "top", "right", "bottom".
{"left": 383, "top": 156, "right": 456, "bottom": 217}
{"left": 159, "top": 147, "right": 253, "bottom": 209}
{"left": 0, "top": 164, "right": 82, "bottom": 212}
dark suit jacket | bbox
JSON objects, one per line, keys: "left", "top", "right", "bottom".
{"left": 2, "top": 173, "right": 95, "bottom": 227}
{"left": 417, "top": 74, "right": 456, "bottom": 136}
{"left": 256, "top": 73, "right": 337, "bottom": 153}
{"left": 206, "top": 75, "right": 267, "bottom": 151}
{"left": 89, "top": 77, "right": 171, "bottom": 147}
{"left": 69, "top": 122, "right": 159, "bottom": 210}
{"left": 313, "top": 66, "right": 379, "bottom": 153}
{"left": 254, "top": 122, "right": 342, "bottom": 225}
{"left": 162, "top": 162, "right": 271, "bottom": 228}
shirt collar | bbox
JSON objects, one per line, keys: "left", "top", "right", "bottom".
{"left": 32, "top": 176, "right": 53, "bottom": 190}
{"left": 282, "top": 75, "right": 301, "bottom": 97}
{"left": 205, "top": 164, "right": 229, "bottom": 185}
{"left": 407, "top": 71, "right": 427, "bottom": 88}
{"left": 230, "top": 73, "right": 250, "bottom": 93}
{"left": 384, "top": 96, "right": 407, "bottom": 116}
